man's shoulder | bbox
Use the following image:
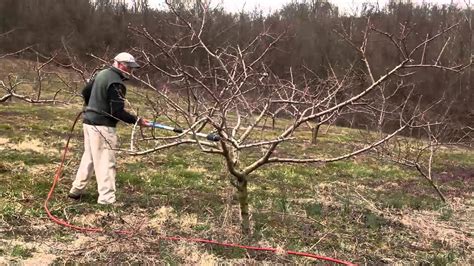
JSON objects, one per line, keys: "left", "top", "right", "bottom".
{"left": 95, "top": 68, "right": 123, "bottom": 83}
{"left": 96, "top": 67, "right": 114, "bottom": 76}
{"left": 95, "top": 67, "right": 110, "bottom": 75}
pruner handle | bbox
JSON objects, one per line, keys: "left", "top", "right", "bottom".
{"left": 206, "top": 133, "right": 220, "bottom": 142}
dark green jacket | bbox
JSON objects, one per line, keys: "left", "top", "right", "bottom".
{"left": 83, "top": 67, "right": 137, "bottom": 127}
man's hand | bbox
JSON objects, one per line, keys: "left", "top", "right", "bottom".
{"left": 138, "top": 118, "right": 151, "bottom": 127}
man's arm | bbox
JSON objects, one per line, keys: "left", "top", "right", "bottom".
{"left": 81, "top": 81, "right": 93, "bottom": 105}
{"left": 107, "top": 83, "right": 138, "bottom": 124}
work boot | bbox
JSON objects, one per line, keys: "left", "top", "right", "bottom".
{"left": 67, "top": 192, "right": 82, "bottom": 200}
{"left": 68, "top": 187, "right": 85, "bottom": 200}
{"left": 97, "top": 199, "right": 116, "bottom": 205}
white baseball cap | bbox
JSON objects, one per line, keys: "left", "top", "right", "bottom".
{"left": 113, "top": 52, "right": 140, "bottom": 68}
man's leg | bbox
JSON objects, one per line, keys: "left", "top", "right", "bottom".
{"left": 69, "top": 124, "right": 94, "bottom": 197}
{"left": 90, "top": 125, "right": 117, "bottom": 204}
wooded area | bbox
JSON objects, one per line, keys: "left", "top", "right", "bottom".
{"left": 0, "top": 0, "right": 472, "bottom": 132}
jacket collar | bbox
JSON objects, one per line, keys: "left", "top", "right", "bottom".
{"left": 110, "top": 66, "right": 128, "bottom": 80}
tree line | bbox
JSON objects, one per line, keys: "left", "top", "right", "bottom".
{"left": 0, "top": 0, "right": 472, "bottom": 133}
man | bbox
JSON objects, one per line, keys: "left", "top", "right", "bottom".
{"left": 68, "top": 52, "right": 150, "bottom": 204}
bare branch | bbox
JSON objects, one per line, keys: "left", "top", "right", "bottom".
{"left": 265, "top": 123, "right": 409, "bottom": 165}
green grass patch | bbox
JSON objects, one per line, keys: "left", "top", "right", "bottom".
{"left": 208, "top": 245, "right": 247, "bottom": 259}
{"left": 325, "top": 160, "right": 375, "bottom": 179}
{"left": 436, "top": 151, "right": 474, "bottom": 169}
{"left": 193, "top": 224, "right": 211, "bottom": 231}
{"left": 426, "top": 251, "right": 458, "bottom": 265}
{"left": 118, "top": 171, "right": 145, "bottom": 187}
{"left": 438, "top": 207, "right": 453, "bottom": 221}
{"left": 0, "top": 123, "right": 12, "bottom": 130}
{"left": 0, "top": 201, "right": 23, "bottom": 223}
{"left": 164, "top": 154, "right": 190, "bottom": 168}
{"left": 11, "top": 245, "right": 34, "bottom": 259}
{"left": 304, "top": 202, "right": 324, "bottom": 218}
{"left": 0, "top": 149, "right": 53, "bottom": 165}
{"left": 378, "top": 191, "right": 443, "bottom": 210}
{"left": 364, "top": 212, "right": 388, "bottom": 229}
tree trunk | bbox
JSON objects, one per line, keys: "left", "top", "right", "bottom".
{"left": 236, "top": 178, "right": 250, "bottom": 234}
{"left": 311, "top": 123, "right": 321, "bottom": 144}
{"left": 467, "top": 0, "right": 472, "bottom": 105}
{"left": 427, "top": 178, "right": 447, "bottom": 203}
{"left": 311, "top": 117, "right": 321, "bottom": 145}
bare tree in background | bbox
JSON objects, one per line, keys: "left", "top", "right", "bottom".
{"left": 0, "top": 39, "right": 84, "bottom": 104}
{"left": 361, "top": 16, "right": 473, "bottom": 204}
{"left": 375, "top": 102, "right": 473, "bottom": 203}
{"left": 119, "top": 2, "right": 471, "bottom": 233}
{"left": 465, "top": 0, "right": 473, "bottom": 108}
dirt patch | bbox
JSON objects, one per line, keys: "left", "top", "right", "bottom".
{"left": 0, "top": 137, "right": 9, "bottom": 145}
{"left": 0, "top": 161, "right": 11, "bottom": 173}
{"left": 15, "top": 138, "right": 54, "bottom": 153}
{"left": 435, "top": 168, "right": 474, "bottom": 183}
{"left": 0, "top": 110, "right": 20, "bottom": 117}
{"left": 27, "top": 164, "right": 56, "bottom": 176}
{"left": 395, "top": 208, "right": 473, "bottom": 251}
{"left": 71, "top": 211, "right": 107, "bottom": 226}
{"left": 393, "top": 167, "right": 474, "bottom": 198}
{"left": 0, "top": 239, "right": 57, "bottom": 265}
{"left": 172, "top": 242, "right": 219, "bottom": 264}
{"left": 22, "top": 253, "right": 57, "bottom": 266}
{"left": 2, "top": 137, "right": 58, "bottom": 155}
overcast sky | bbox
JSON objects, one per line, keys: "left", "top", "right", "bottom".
{"left": 147, "top": 0, "right": 469, "bottom": 14}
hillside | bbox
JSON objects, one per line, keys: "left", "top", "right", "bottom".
{"left": 0, "top": 58, "right": 472, "bottom": 263}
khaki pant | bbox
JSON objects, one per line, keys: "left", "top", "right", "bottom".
{"left": 69, "top": 124, "right": 118, "bottom": 204}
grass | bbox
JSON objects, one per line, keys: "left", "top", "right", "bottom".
{"left": 11, "top": 245, "right": 34, "bottom": 259}
{"left": 0, "top": 94, "right": 472, "bottom": 264}
{"left": 0, "top": 149, "right": 53, "bottom": 165}
{"left": 378, "top": 191, "right": 443, "bottom": 210}
{"left": 437, "top": 150, "right": 474, "bottom": 169}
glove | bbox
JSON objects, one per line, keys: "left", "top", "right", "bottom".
{"left": 138, "top": 117, "right": 151, "bottom": 127}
